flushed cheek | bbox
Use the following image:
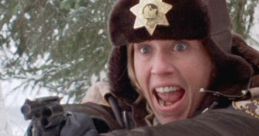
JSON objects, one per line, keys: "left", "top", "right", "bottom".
{"left": 186, "top": 88, "right": 205, "bottom": 117}
{"left": 134, "top": 64, "right": 151, "bottom": 99}
{"left": 182, "top": 68, "right": 212, "bottom": 116}
{"left": 135, "top": 69, "right": 155, "bottom": 111}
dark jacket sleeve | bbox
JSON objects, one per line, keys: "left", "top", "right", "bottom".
{"left": 102, "top": 107, "right": 259, "bottom": 136}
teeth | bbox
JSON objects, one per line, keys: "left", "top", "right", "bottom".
{"left": 159, "top": 99, "right": 173, "bottom": 107}
{"left": 159, "top": 99, "right": 165, "bottom": 106}
{"left": 156, "top": 86, "right": 179, "bottom": 93}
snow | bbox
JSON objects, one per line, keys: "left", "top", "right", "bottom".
{"left": 0, "top": 85, "right": 14, "bottom": 136}
{"left": 0, "top": 80, "right": 52, "bottom": 136}
{"left": 250, "top": 4, "right": 259, "bottom": 50}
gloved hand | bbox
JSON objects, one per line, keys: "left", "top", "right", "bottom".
{"left": 25, "top": 112, "right": 98, "bottom": 136}
{"left": 60, "top": 112, "right": 98, "bottom": 136}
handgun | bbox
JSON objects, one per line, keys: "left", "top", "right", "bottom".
{"left": 21, "top": 96, "right": 65, "bottom": 130}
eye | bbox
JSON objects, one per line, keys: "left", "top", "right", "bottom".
{"left": 174, "top": 42, "right": 189, "bottom": 52}
{"left": 139, "top": 45, "right": 152, "bottom": 54}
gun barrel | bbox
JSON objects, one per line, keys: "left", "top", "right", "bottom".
{"left": 20, "top": 96, "right": 62, "bottom": 120}
{"left": 21, "top": 103, "right": 34, "bottom": 120}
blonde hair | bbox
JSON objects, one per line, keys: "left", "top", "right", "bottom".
{"left": 127, "top": 44, "right": 144, "bottom": 102}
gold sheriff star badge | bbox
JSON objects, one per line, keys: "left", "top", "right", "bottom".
{"left": 130, "top": 0, "right": 173, "bottom": 35}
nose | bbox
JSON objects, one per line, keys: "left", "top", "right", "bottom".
{"left": 150, "top": 53, "right": 176, "bottom": 75}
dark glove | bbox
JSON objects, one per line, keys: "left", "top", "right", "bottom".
{"left": 25, "top": 114, "right": 65, "bottom": 136}
{"left": 26, "top": 112, "right": 98, "bottom": 136}
{"left": 60, "top": 112, "right": 98, "bottom": 136}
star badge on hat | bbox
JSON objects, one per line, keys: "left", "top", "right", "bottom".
{"left": 130, "top": 0, "right": 173, "bottom": 35}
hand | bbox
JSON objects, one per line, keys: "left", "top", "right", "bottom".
{"left": 60, "top": 112, "right": 98, "bottom": 136}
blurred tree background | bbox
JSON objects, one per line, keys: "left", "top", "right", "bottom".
{"left": 0, "top": 0, "right": 114, "bottom": 103}
{"left": 0, "top": 0, "right": 258, "bottom": 103}
{"left": 228, "top": 0, "right": 259, "bottom": 44}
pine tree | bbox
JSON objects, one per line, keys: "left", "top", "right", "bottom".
{"left": 0, "top": 0, "right": 258, "bottom": 103}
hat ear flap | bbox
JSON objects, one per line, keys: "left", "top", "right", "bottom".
{"left": 231, "top": 34, "right": 259, "bottom": 88}
{"left": 207, "top": 0, "right": 232, "bottom": 52}
{"left": 231, "top": 34, "right": 259, "bottom": 74}
{"left": 250, "top": 75, "right": 259, "bottom": 87}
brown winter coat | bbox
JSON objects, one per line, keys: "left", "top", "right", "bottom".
{"left": 78, "top": 35, "right": 259, "bottom": 135}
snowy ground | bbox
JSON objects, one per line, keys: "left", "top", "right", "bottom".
{"left": 1, "top": 80, "right": 51, "bottom": 136}
{"left": 3, "top": 107, "right": 29, "bottom": 136}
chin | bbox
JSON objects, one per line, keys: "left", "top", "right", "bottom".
{"left": 156, "top": 112, "right": 188, "bottom": 124}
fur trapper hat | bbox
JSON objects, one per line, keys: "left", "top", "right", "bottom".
{"left": 107, "top": 0, "right": 258, "bottom": 104}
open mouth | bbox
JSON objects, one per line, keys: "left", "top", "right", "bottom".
{"left": 153, "top": 86, "right": 185, "bottom": 109}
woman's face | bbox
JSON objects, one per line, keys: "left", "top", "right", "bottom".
{"left": 133, "top": 39, "right": 214, "bottom": 124}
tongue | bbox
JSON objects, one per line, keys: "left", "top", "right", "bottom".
{"left": 157, "top": 90, "right": 184, "bottom": 103}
